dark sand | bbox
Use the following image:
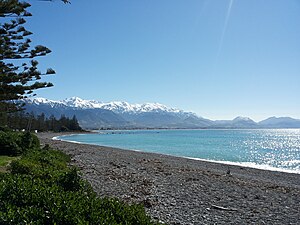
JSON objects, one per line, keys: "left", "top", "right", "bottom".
{"left": 37, "top": 132, "right": 300, "bottom": 225}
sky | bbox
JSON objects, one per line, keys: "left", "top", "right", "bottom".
{"left": 26, "top": 0, "right": 300, "bottom": 121}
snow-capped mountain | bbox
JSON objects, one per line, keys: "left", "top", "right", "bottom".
{"left": 101, "top": 102, "right": 183, "bottom": 114}
{"left": 28, "top": 97, "right": 183, "bottom": 114}
{"left": 22, "top": 97, "right": 300, "bottom": 129}
{"left": 23, "top": 97, "right": 211, "bottom": 129}
{"left": 27, "top": 97, "right": 103, "bottom": 109}
{"left": 61, "top": 97, "right": 103, "bottom": 109}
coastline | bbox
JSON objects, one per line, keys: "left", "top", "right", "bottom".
{"left": 37, "top": 132, "right": 300, "bottom": 225}
{"left": 54, "top": 131, "right": 300, "bottom": 175}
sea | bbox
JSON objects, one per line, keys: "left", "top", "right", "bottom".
{"left": 56, "top": 129, "right": 300, "bottom": 174}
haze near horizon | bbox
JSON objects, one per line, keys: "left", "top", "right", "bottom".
{"left": 29, "top": 0, "right": 300, "bottom": 121}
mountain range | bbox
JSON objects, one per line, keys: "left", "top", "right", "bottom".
{"left": 21, "top": 97, "right": 300, "bottom": 129}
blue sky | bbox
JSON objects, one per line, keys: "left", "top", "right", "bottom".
{"left": 27, "top": 0, "right": 300, "bottom": 121}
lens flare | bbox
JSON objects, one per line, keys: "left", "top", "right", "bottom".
{"left": 215, "top": 0, "right": 234, "bottom": 66}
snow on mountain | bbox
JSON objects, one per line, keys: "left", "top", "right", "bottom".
{"left": 232, "top": 116, "right": 254, "bottom": 122}
{"left": 26, "top": 97, "right": 62, "bottom": 108}
{"left": 232, "top": 116, "right": 257, "bottom": 127}
{"left": 23, "top": 97, "right": 300, "bottom": 129}
{"left": 28, "top": 97, "right": 103, "bottom": 109}
{"left": 61, "top": 97, "right": 103, "bottom": 109}
{"left": 23, "top": 97, "right": 209, "bottom": 129}
{"left": 30, "top": 97, "right": 51, "bottom": 105}
{"left": 27, "top": 97, "right": 184, "bottom": 114}
{"left": 96, "top": 101, "right": 176, "bottom": 114}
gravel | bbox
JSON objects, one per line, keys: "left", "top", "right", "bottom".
{"left": 38, "top": 132, "right": 300, "bottom": 225}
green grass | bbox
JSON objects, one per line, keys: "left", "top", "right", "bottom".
{"left": 0, "top": 156, "right": 16, "bottom": 166}
{"left": 0, "top": 156, "right": 17, "bottom": 173}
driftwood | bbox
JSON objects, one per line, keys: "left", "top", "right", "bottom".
{"left": 211, "top": 204, "right": 238, "bottom": 211}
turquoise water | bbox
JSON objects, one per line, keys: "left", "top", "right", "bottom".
{"left": 57, "top": 129, "right": 300, "bottom": 173}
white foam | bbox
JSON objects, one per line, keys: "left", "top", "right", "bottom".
{"left": 52, "top": 133, "right": 87, "bottom": 141}
{"left": 185, "top": 157, "right": 300, "bottom": 174}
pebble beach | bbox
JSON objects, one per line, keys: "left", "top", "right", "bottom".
{"left": 37, "top": 132, "right": 300, "bottom": 225}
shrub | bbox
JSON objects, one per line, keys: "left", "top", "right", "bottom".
{"left": 9, "top": 149, "right": 70, "bottom": 180}
{"left": 0, "top": 131, "right": 40, "bottom": 156}
{"left": 9, "top": 159, "right": 36, "bottom": 175}
{"left": 0, "top": 126, "right": 12, "bottom": 132}
{"left": 20, "top": 131, "right": 40, "bottom": 151}
{"left": 57, "top": 167, "right": 82, "bottom": 191}
{"left": 1, "top": 133, "right": 161, "bottom": 224}
{"left": 1, "top": 169, "right": 160, "bottom": 224}
{"left": 0, "top": 174, "right": 159, "bottom": 225}
{"left": 0, "top": 131, "right": 22, "bottom": 156}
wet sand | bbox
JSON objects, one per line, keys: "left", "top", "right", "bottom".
{"left": 37, "top": 132, "right": 300, "bottom": 225}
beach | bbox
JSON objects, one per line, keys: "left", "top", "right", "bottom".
{"left": 38, "top": 132, "right": 300, "bottom": 225}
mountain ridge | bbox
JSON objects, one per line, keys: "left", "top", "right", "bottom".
{"left": 22, "top": 97, "right": 300, "bottom": 129}
{"left": 29, "top": 97, "right": 185, "bottom": 114}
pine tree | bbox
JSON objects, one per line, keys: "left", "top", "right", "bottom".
{"left": 69, "top": 115, "right": 81, "bottom": 131}
{"left": 0, "top": 0, "right": 55, "bottom": 114}
{"left": 37, "top": 112, "right": 46, "bottom": 131}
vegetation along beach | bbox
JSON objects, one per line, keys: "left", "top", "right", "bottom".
{"left": 38, "top": 132, "right": 300, "bottom": 225}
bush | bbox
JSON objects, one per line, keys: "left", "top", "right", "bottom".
{"left": 0, "top": 126, "right": 12, "bottom": 132}
{"left": 9, "top": 149, "right": 70, "bottom": 180}
{"left": 21, "top": 131, "right": 40, "bottom": 151}
{"left": 0, "top": 174, "right": 159, "bottom": 225}
{"left": 9, "top": 159, "right": 36, "bottom": 175}
{"left": 57, "top": 167, "right": 82, "bottom": 191}
{"left": 0, "top": 131, "right": 22, "bottom": 156}
{"left": 1, "top": 148, "right": 161, "bottom": 225}
{"left": 0, "top": 131, "right": 40, "bottom": 156}
{"left": 1, "top": 132, "right": 161, "bottom": 224}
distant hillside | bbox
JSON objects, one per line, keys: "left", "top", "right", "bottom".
{"left": 258, "top": 117, "right": 300, "bottom": 128}
{"left": 21, "top": 97, "right": 300, "bottom": 129}
{"left": 212, "top": 117, "right": 258, "bottom": 128}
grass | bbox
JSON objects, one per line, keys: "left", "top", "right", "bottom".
{"left": 0, "top": 156, "right": 17, "bottom": 173}
{"left": 0, "top": 156, "right": 17, "bottom": 166}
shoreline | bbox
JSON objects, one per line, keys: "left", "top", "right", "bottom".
{"left": 37, "top": 132, "right": 300, "bottom": 225}
{"left": 54, "top": 132, "right": 300, "bottom": 175}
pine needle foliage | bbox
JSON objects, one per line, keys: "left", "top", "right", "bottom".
{"left": 0, "top": 0, "right": 55, "bottom": 113}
